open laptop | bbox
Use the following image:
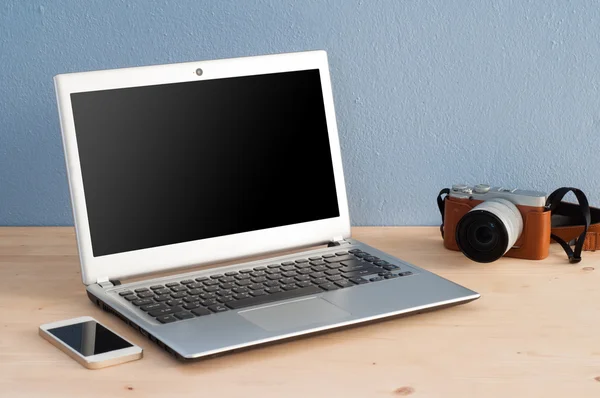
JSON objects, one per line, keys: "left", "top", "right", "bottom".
{"left": 54, "top": 50, "right": 479, "bottom": 361}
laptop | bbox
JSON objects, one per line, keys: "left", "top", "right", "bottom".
{"left": 54, "top": 50, "right": 479, "bottom": 360}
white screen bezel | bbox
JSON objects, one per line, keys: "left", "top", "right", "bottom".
{"left": 39, "top": 316, "right": 142, "bottom": 363}
{"left": 54, "top": 50, "right": 351, "bottom": 285}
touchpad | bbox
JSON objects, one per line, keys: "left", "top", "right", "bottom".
{"left": 239, "top": 297, "right": 351, "bottom": 332}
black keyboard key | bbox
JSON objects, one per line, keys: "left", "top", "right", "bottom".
{"left": 119, "top": 290, "right": 134, "bottom": 296}
{"left": 141, "top": 303, "right": 165, "bottom": 311}
{"left": 335, "top": 251, "right": 348, "bottom": 256}
{"left": 251, "top": 276, "right": 267, "bottom": 283}
{"left": 281, "top": 271, "right": 297, "bottom": 278}
{"left": 233, "top": 286, "right": 249, "bottom": 294}
{"left": 266, "top": 268, "right": 281, "bottom": 274}
{"left": 295, "top": 259, "right": 309, "bottom": 263}
{"left": 325, "top": 269, "right": 340, "bottom": 276}
{"left": 297, "top": 268, "right": 312, "bottom": 275}
{"left": 312, "top": 265, "right": 327, "bottom": 272}
{"left": 220, "top": 276, "right": 236, "bottom": 283}
{"left": 156, "top": 315, "right": 177, "bottom": 324}
{"left": 309, "top": 256, "right": 322, "bottom": 261}
{"left": 354, "top": 252, "right": 368, "bottom": 258}
{"left": 199, "top": 292, "right": 217, "bottom": 300}
{"left": 150, "top": 285, "right": 164, "bottom": 290}
{"left": 297, "top": 281, "right": 312, "bottom": 288}
{"left": 249, "top": 283, "right": 264, "bottom": 291}
{"left": 281, "top": 265, "right": 295, "bottom": 272}
{"left": 203, "top": 279, "right": 219, "bottom": 286}
{"left": 227, "top": 285, "right": 323, "bottom": 309}
{"left": 233, "top": 292, "right": 251, "bottom": 300}
{"left": 250, "top": 271, "right": 266, "bottom": 277}
{"left": 217, "top": 295, "right": 234, "bottom": 303}
{"left": 253, "top": 266, "right": 267, "bottom": 271}
{"left": 322, "top": 254, "right": 336, "bottom": 258}
{"left": 132, "top": 299, "right": 153, "bottom": 307}
{"left": 281, "top": 261, "right": 295, "bottom": 266}
{"left": 191, "top": 307, "right": 211, "bottom": 317}
{"left": 327, "top": 275, "right": 342, "bottom": 282}
{"left": 188, "top": 282, "right": 204, "bottom": 289}
{"left": 137, "top": 291, "right": 154, "bottom": 298}
{"left": 325, "top": 255, "right": 354, "bottom": 263}
{"left": 350, "top": 277, "right": 369, "bottom": 285}
{"left": 235, "top": 274, "right": 251, "bottom": 280}
{"left": 249, "top": 289, "right": 267, "bottom": 296}
{"left": 239, "top": 269, "right": 252, "bottom": 274}
{"left": 200, "top": 299, "right": 217, "bottom": 307}
{"left": 236, "top": 279, "right": 252, "bottom": 287}
{"left": 310, "top": 260, "right": 326, "bottom": 266}
{"left": 181, "top": 279, "right": 195, "bottom": 285}
{"left": 167, "top": 299, "right": 183, "bottom": 306}
{"left": 343, "top": 268, "right": 382, "bottom": 278}
{"left": 154, "top": 294, "right": 172, "bottom": 302}
{"left": 171, "top": 285, "right": 187, "bottom": 292}
{"left": 265, "top": 286, "right": 282, "bottom": 294}
{"left": 385, "top": 274, "right": 399, "bottom": 279}
{"left": 184, "top": 295, "right": 200, "bottom": 303}
{"left": 217, "top": 289, "right": 232, "bottom": 296}
{"left": 170, "top": 291, "right": 187, "bottom": 299}
{"left": 281, "top": 284, "right": 298, "bottom": 291}
{"left": 134, "top": 287, "right": 149, "bottom": 293}
{"left": 149, "top": 306, "right": 182, "bottom": 317}
{"left": 209, "top": 304, "right": 229, "bottom": 313}
{"left": 154, "top": 288, "right": 171, "bottom": 295}
{"left": 224, "top": 271, "right": 238, "bottom": 277}
{"left": 383, "top": 264, "right": 400, "bottom": 270}
{"left": 267, "top": 273, "right": 282, "bottom": 280}
{"left": 267, "top": 264, "right": 281, "bottom": 268}
{"left": 312, "top": 278, "right": 328, "bottom": 285}
{"left": 398, "top": 271, "right": 413, "bottom": 277}
{"left": 210, "top": 274, "right": 224, "bottom": 279}
{"left": 295, "top": 275, "right": 310, "bottom": 282}
{"left": 188, "top": 288, "right": 203, "bottom": 295}
{"left": 264, "top": 281, "right": 279, "bottom": 288}
{"left": 165, "top": 282, "right": 179, "bottom": 287}
{"left": 364, "top": 256, "right": 378, "bottom": 262}
{"left": 369, "top": 276, "right": 383, "bottom": 282}
{"left": 335, "top": 280, "right": 354, "bottom": 288}
{"left": 310, "top": 271, "right": 326, "bottom": 279}
{"left": 349, "top": 249, "right": 361, "bottom": 253}
{"left": 340, "top": 259, "right": 368, "bottom": 269}
{"left": 320, "top": 283, "right": 339, "bottom": 291}
{"left": 379, "top": 271, "right": 392, "bottom": 277}
{"left": 124, "top": 295, "right": 138, "bottom": 301}
{"left": 174, "top": 311, "right": 194, "bottom": 320}
{"left": 280, "top": 277, "right": 296, "bottom": 285}
{"left": 220, "top": 283, "right": 235, "bottom": 290}
{"left": 195, "top": 276, "right": 209, "bottom": 282}
{"left": 205, "top": 286, "right": 219, "bottom": 292}
{"left": 296, "top": 263, "right": 312, "bottom": 269}
{"left": 327, "top": 263, "right": 343, "bottom": 269}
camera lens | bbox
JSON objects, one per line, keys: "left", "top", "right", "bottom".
{"left": 195, "top": 68, "right": 203, "bottom": 76}
{"left": 455, "top": 198, "right": 523, "bottom": 263}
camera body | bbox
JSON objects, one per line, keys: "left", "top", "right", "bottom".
{"left": 443, "top": 184, "right": 551, "bottom": 262}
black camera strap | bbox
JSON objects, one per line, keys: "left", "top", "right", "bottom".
{"left": 437, "top": 188, "right": 450, "bottom": 238}
{"left": 545, "top": 187, "right": 591, "bottom": 263}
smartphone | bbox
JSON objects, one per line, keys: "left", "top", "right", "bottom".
{"left": 39, "top": 316, "right": 142, "bottom": 369}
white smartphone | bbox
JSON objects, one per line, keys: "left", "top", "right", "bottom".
{"left": 39, "top": 316, "right": 143, "bottom": 369}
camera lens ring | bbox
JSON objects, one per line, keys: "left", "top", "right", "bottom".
{"left": 456, "top": 210, "right": 509, "bottom": 263}
{"left": 455, "top": 198, "right": 523, "bottom": 263}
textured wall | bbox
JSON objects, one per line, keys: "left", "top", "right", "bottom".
{"left": 1, "top": 0, "right": 599, "bottom": 226}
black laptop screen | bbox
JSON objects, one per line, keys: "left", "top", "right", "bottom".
{"left": 70, "top": 69, "right": 340, "bottom": 257}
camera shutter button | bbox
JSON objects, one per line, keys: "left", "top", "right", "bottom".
{"left": 474, "top": 184, "right": 491, "bottom": 193}
{"left": 452, "top": 184, "right": 468, "bottom": 192}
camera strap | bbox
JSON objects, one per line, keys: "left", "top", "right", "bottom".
{"left": 437, "top": 188, "right": 450, "bottom": 238}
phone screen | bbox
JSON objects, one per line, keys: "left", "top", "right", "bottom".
{"left": 47, "top": 320, "right": 132, "bottom": 356}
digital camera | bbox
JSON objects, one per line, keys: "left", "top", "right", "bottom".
{"left": 442, "top": 184, "right": 551, "bottom": 262}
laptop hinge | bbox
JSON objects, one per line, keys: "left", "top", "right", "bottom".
{"left": 328, "top": 236, "right": 350, "bottom": 247}
{"left": 96, "top": 277, "right": 114, "bottom": 289}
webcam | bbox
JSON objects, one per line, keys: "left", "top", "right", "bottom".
{"left": 195, "top": 68, "right": 203, "bottom": 76}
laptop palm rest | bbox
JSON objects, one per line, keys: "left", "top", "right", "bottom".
{"left": 238, "top": 297, "right": 351, "bottom": 332}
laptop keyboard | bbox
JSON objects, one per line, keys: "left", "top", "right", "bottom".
{"left": 117, "top": 249, "right": 414, "bottom": 324}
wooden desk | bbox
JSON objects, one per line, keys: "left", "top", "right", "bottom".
{"left": 1, "top": 227, "right": 599, "bottom": 397}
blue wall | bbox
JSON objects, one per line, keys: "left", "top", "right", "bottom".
{"left": 1, "top": 0, "right": 599, "bottom": 226}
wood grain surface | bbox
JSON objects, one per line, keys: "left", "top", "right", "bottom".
{"left": 1, "top": 227, "right": 599, "bottom": 397}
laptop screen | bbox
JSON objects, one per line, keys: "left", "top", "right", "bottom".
{"left": 70, "top": 69, "right": 340, "bottom": 257}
